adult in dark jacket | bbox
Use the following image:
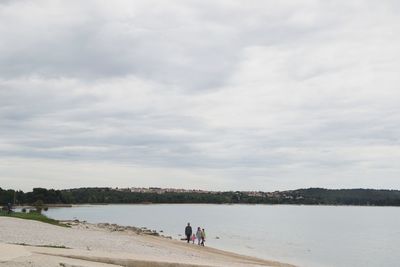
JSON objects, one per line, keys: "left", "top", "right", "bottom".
{"left": 185, "top": 223, "right": 192, "bottom": 243}
{"left": 7, "top": 203, "right": 12, "bottom": 214}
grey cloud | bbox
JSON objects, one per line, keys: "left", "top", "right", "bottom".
{"left": 0, "top": 1, "right": 241, "bottom": 89}
{"left": 1, "top": 1, "right": 378, "bottom": 90}
{"left": 1, "top": 0, "right": 400, "bottom": 190}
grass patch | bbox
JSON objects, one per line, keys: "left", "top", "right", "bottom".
{"left": 13, "top": 243, "right": 70, "bottom": 249}
{"left": 0, "top": 210, "right": 68, "bottom": 227}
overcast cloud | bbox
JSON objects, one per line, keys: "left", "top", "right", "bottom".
{"left": 1, "top": 0, "right": 399, "bottom": 191}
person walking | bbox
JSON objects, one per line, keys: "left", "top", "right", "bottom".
{"left": 195, "top": 227, "right": 202, "bottom": 245}
{"left": 185, "top": 223, "right": 192, "bottom": 243}
{"left": 7, "top": 203, "right": 12, "bottom": 214}
{"left": 191, "top": 233, "right": 196, "bottom": 244}
{"left": 201, "top": 228, "right": 206, "bottom": 246}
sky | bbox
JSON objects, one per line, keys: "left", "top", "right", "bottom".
{"left": 1, "top": 0, "right": 400, "bottom": 192}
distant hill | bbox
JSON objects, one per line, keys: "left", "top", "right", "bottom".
{"left": 1, "top": 187, "right": 400, "bottom": 206}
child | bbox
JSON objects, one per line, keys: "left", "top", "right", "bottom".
{"left": 196, "top": 227, "right": 202, "bottom": 245}
{"left": 201, "top": 228, "right": 206, "bottom": 246}
{"left": 191, "top": 233, "right": 196, "bottom": 244}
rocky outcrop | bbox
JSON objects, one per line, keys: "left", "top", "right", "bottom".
{"left": 61, "top": 220, "right": 165, "bottom": 237}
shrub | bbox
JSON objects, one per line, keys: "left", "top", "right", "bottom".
{"left": 34, "top": 200, "right": 45, "bottom": 214}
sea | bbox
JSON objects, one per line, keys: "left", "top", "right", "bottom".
{"left": 44, "top": 204, "right": 400, "bottom": 267}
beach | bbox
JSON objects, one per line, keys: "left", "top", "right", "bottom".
{"left": 0, "top": 217, "right": 294, "bottom": 267}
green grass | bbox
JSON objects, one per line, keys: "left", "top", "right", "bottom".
{"left": 0, "top": 210, "right": 68, "bottom": 227}
{"left": 13, "top": 243, "right": 70, "bottom": 249}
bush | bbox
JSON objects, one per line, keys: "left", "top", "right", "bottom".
{"left": 21, "top": 208, "right": 26, "bottom": 213}
{"left": 34, "top": 200, "right": 44, "bottom": 207}
{"left": 33, "top": 200, "right": 45, "bottom": 214}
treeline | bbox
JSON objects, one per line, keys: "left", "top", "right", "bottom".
{"left": 1, "top": 187, "right": 400, "bottom": 206}
{"left": 0, "top": 188, "right": 67, "bottom": 205}
{"left": 289, "top": 188, "right": 400, "bottom": 206}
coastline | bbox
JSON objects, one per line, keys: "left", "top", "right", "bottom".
{"left": 0, "top": 217, "right": 295, "bottom": 267}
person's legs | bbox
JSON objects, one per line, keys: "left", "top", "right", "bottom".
{"left": 186, "top": 235, "right": 190, "bottom": 243}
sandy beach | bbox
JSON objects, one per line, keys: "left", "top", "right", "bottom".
{"left": 0, "top": 217, "right": 295, "bottom": 267}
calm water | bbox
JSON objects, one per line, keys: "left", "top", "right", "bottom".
{"left": 44, "top": 205, "right": 400, "bottom": 267}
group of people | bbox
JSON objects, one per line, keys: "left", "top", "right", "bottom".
{"left": 185, "top": 223, "right": 206, "bottom": 246}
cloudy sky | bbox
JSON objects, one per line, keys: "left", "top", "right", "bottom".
{"left": 1, "top": 0, "right": 399, "bottom": 191}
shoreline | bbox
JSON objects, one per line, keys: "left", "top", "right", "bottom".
{"left": 0, "top": 217, "right": 296, "bottom": 267}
